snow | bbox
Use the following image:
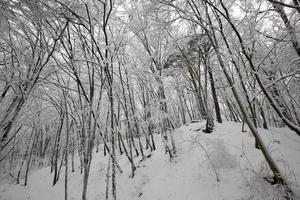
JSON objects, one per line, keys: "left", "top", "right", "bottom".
{"left": 0, "top": 121, "right": 299, "bottom": 200}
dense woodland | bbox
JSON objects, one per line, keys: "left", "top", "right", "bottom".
{"left": 0, "top": 0, "right": 300, "bottom": 199}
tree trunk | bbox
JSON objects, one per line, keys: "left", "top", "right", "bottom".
{"left": 16, "top": 128, "right": 34, "bottom": 184}
{"left": 9, "top": 134, "right": 16, "bottom": 177}
{"left": 207, "top": 60, "right": 222, "bottom": 123}
{"left": 24, "top": 128, "right": 37, "bottom": 186}
{"left": 53, "top": 116, "right": 64, "bottom": 185}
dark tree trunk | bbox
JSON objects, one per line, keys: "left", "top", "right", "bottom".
{"left": 207, "top": 64, "right": 222, "bottom": 123}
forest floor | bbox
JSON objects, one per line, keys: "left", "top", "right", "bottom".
{"left": 0, "top": 121, "right": 299, "bottom": 200}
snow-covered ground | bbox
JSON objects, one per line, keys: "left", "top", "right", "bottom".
{"left": 0, "top": 121, "right": 299, "bottom": 200}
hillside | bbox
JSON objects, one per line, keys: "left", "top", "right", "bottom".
{"left": 1, "top": 121, "right": 299, "bottom": 200}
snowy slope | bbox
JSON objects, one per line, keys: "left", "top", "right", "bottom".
{"left": 0, "top": 121, "right": 299, "bottom": 200}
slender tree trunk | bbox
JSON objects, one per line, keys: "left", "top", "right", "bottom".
{"left": 257, "top": 100, "right": 269, "bottom": 129}
{"left": 53, "top": 116, "right": 64, "bottom": 185}
{"left": 207, "top": 63, "right": 222, "bottom": 123}
{"left": 57, "top": 146, "right": 66, "bottom": 182}
{"left": 82, "top": 159, "right": 91, "bottom": 200}
{"left": 65, "top": 116, "right": 71, "bottom": 200}
{"left": 71, "top": 138, "right": 75, "bottom": 172}
{"left": 110, "top": 86, "right": 116, "bottom": 200}
{"left": 118, "top": 130, "right": 136, "bottom": 177}
{"left": 16, "top": 128, "right": 34, "bottom": 184}
{"left": 9, "top": 134, "right": 16, "bottom": 177}
{"left": 24, "top": 128, "right": 37, "bottom": 186}
{"left": 105, "top": 155, "right": 111, "bottom": 200}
